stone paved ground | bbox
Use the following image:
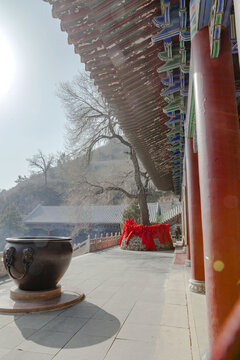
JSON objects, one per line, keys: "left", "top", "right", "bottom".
{"left": 0, "top": 247, "right": 207, "bottom": 360}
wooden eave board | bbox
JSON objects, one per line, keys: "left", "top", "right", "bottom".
{"left": 44, "top": 0, "right": 174, "bottom": 191}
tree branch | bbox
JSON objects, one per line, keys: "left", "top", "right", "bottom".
{"left": 82, "top": 180, "right": 137, "bottom": 199}
{"left": 58, "top": 72, "right": 151, "bottom": 224}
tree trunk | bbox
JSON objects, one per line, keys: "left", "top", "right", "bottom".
{"left": 138, "top": 190, "right": 150, "bottom": 225}
{"left": 130, "top": 149, "right": 150, "bottom": 225}
{"left": 44, "top": 172, "right": 47, "bottom": 186}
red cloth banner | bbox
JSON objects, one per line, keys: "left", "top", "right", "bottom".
{"left": 119, "top": 219, "right": 173, "bottom": 251}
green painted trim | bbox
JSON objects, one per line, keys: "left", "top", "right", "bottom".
{"left": 158, "top": 46, "right": 178, "bottom": 61}
{"left": 230, "top": 14, "right": 237, "bottom": 39}
{"left": 181, "top": 49, "right": 186, "bottom": 64}
{"left": 168, "top": 42, "right": 173, "bottom": 58}
{"left": 157, "top": 54, "right": 181, "bottom": 73}
{"left": 167, "top": 129, "right": 180, "bottom": 138}
{"left": 193, "top": 125, "right": 198, "bottom": 153}
{"left": 168, "top": 145, "right": 180, "bottom": 151}
{"left": 212, "top": 38, "right": 220, "bottom": 58}
{"left": 190, "top": 0, "right": 200, "bottom": 40}
{"left": 180, "top": 63, "right": 190, "bottom": 74}
{"left": 187, "top": 90, "right": 196, "bottom": 138}
{"left": 209, "top": 2, "right": 224, "bottom": 58}
{"left": 164, "top": 94, "right": 175, "bottom": 103}
{"left": 163, "top": 98, "right": 181, "bottom": 113}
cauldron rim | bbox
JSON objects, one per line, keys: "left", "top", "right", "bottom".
{"left": 6, "top": 236, "right": 72, "bottom": 244}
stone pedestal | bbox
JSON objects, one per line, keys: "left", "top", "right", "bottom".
{"left": 0, "top": 286, "right": 84, "bottom": 313}
{"left": 185, "top": 259, "right": 191, "bottom": 267}
{"left": 189, "top": 279, "right": 205, "bottom": 295}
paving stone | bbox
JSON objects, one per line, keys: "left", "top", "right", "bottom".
{"left": 0, "top": 324, "right": 36, "bottom": 349}
{"left": 154, "top": 325, "right": 192, "bottom": 360}
{"left": 94, "top": 303, "right": 132, "bottom": 324}
{"left": 87, "top": 287, "right": 118, "bottom": 301}
{"left": 40, "top": 313, "right": 89, "bottom": 334}
{"left": 189, "top": 286, "right": 209, "bottom": 357}
{"left": 125, "top": 301, "right": 164, "bottom": 325}
{"left": 166, "top": 280, "right": 186, "bottom": 292}
{"left": 14, "top": 311, "right": 62, "bottom": 330}
{"left": 0, "top": 349, "right": 10, "bottom": 359}
{"left": 117, "top": 323, "right": 162, "bottom": 342}
{"left": 102, "top": 279, "right": 125, "bottom": 287}
{"left": 60, "top": 301, "right": 101, "bottom": 319}
{"left": 104, "top": 339, "right": 155, "bottom": 360}
{"left": 54, "top": 335, "right": 114, "bottom": 360}
{"left": 0, "top": 248, "right": 199, "bottom": 360}
{"left": 79, "top": 280, "right": 104, "bottom": 295}
{"left": 164, "top": 290, "right": 187, "bottom": 306}
{"left": 0, "top": 349, "right": 54, "bottom": 360}
{"left": 106, "top": 286, "right": 141, "bottom": 305}
{"left": 0, "top": 314, "right": 17, "bottom": 329}
{"left": 138, "top": 288, "right": 165, "bottom": 304}
{"left": 160, "top": 303, "right": 189, "bottom": 328}
{"left": 18, "top": 330, "right": 74, "bottom": 355}
{"left": 75, "top": 317, "right": 120, "bottom": 338}
{"left": 84, "top": 297, "right": 109, "bottom": 307}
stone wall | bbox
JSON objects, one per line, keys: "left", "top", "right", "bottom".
{"left": 120, "top": 236, "right": 174, "bottom": 251}
{"left": 0, "top": 253, "right": 7, "bottom": 278}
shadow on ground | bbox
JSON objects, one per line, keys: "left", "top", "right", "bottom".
{"left": 14, "top": 301, "right": 121, "bottom": 349}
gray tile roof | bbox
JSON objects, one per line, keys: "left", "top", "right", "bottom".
{"left": 23, "top": 202, "right": 178, "bottom": 225}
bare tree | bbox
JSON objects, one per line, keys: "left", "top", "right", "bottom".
{"left": 27, "top": 150, "right": 55, "bottom": 186}
{"left": 15, "top": 175, "right": 28, "bottom": 184}
{"left": 58, "top": 73, "right": 151, "bottom": 225}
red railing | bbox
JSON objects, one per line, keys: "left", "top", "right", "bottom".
{"left": 90, "top": 233, "right": 120, "bottom": 252}
{"left": 73, "top": 233, "right": 120, "bottom": 256}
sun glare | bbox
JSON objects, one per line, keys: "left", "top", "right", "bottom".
{"left": 0, "top": 32, "right": 15, "bottom": 98}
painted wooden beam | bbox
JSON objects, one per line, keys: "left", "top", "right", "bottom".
{"left": 233, "top": 0, "right": 240, "bottom": 67}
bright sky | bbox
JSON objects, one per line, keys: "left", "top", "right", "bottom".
{"left": 0, "top": 0, "right": 84, "bottom": 190}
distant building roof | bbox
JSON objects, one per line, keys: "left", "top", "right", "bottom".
{"left": 23, "top": 202, "right": 179, "bottom": 225}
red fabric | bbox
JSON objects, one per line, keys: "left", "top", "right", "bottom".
{"left": 119, "top": 219, "right": 173, "bottom": 251}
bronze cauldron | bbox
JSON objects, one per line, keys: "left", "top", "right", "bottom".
{"left": 3, "top": 237, "right": 72, "bottom": 291}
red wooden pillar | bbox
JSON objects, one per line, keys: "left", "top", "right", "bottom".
{"left": 183, "top": 179, "right": 191, "bottom": 266}
{"left": 192, "top": 27, "right": 240, "bottom": 344}
{"left": 185, "top": 138, "right": 205, "bottom": 292}
{"left": 233, "top": 0, "right": 240, "bottom": 68}
{"left": 185, "top": 184, "right": 191, "bottom": 266}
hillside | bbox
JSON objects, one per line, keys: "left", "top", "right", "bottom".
{"left": 0, "top": 140, "right": 178, "bottom": 250}
{"left": 0, "top": 140, "right": 169, "bottom": 219}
